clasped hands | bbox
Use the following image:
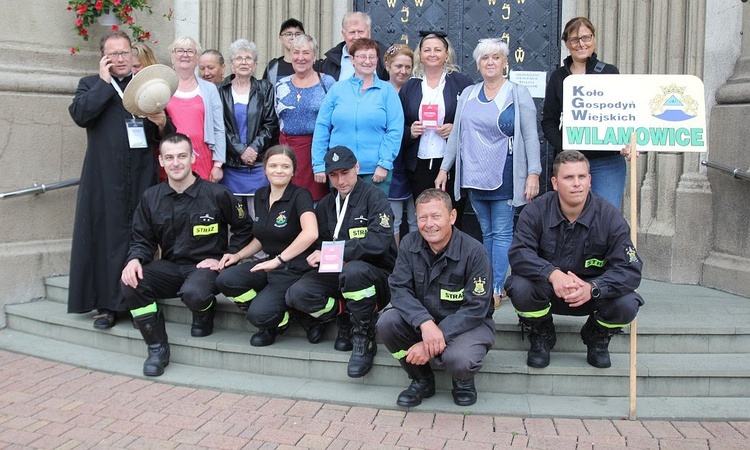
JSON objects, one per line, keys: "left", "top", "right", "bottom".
{"left": 548, "top": 269, "right": 593, "bottom": 308}
{"left": 405, "top": 320, "right": 446, "bottom": 365}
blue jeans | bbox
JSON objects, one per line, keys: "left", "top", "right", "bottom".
{"left": 469, "top": 192, "right": 514, "bottom": 295}
{"left": 589, "top": 155, "right": 626, "bottom": 210}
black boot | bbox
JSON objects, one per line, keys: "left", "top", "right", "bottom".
{"left": 451, "top": 377, "right": 477, "bottom": 406}
{"left": 133, "top": 310, "right": 170, "bottom": 377}
{"left": 250, "top": 323, "right": 289, "bottom": 347}
{"left": 334, "top": 313, "right": 353, "bottom": 352}
{"left": 298, "top": 314, "right": 327, "bottom": 344}
{"left": 190, "top": 300, "right": 216, "bottom": 337}
{"left": 396, "top": 361, "right": 435, "bottom": 407}
{"left": 347, "top": 313, "right": 377, "bottom": 378}
{"left": 581, "top": 315, "right": 618, "bottom": 368}
{"left": 520, "top": 315, "right": 556, "bottom": 368}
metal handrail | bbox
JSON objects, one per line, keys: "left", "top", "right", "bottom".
{"left": 0, "top": 179, "right": 80, "bottom": 200}
{"left": 701, "top": 160, "right": 750, "bottom": 181}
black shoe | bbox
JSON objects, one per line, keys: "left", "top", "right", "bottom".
{"left": 133, "top": 310, "right": 170, "bottom": 377}
{"left": 581, "top": 316, "right": 617, "bottom": 369}
{"left": 347, "top": 314, "right": 377, "bottom": 378}
{"left": 334, "top": 314, "right": 353, "bottom": 352}
{"left": 451, "top": 378, "right": 477, "bottom": 406}
{"left": 520, "top": 316, "right": 556, "bottom": 368}
{"left": 250, "top": 329, "right": 277, "bottom": 347}
{"left": 396, "top": 377, "right": 436, "bottom": 407}
{"left": 190, "top": 303, "right": 216, "bottom": 338}
{"left": 93, "top": 309, "right": 117, "bottom": 329}
{"left": 143, "top": 344, "right": 170, "bottom": 376}
{"left": 306, "top": 321, "right": 327, "bottom": 344}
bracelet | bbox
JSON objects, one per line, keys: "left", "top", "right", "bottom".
{"left": 276, "top": 255, "right": 286, "bottom": 264}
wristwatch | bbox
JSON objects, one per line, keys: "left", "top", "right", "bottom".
{"left": 590, "top": 281, "right": 601, "bottom": 299}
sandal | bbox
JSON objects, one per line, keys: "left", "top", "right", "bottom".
{"left": 93, "top": 309, "right": 117, "bottom": 329}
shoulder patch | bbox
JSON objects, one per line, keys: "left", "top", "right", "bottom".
{"left": 378, "top": 213, "right": 391, "bottom": 229}
{"left": 472, "top": 276, "right": 487, "bottom": 296}
{"left": 625, "top": 246, "right": 640, "bottom": 263}
{"left": 236, "top": 202, "right": 246, "bottom": 219}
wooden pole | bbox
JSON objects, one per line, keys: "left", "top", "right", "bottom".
{"left": 628, "top": 133, "right": 639, "bottom": 420}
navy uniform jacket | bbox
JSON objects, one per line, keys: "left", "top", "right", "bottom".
{"left": 316, "top": 180, "right": 397, "bottom": 271}
{"left": 389, "top": 227, "right": 494, "bottom": 343}
{"left": 128, "top": 175, "right": 254, "bottom": 266}
{"left": 508, "top": 191, "right": 642, "bottom": 299}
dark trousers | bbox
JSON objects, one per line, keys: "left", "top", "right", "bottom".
{"left": 286, "top": 260, "right": 391, "bottom": 320}
{"left": 216, "top": 260, "right": 309, "bottom": 329}
{"left": 504, "top": 274, "right": 643, "bottom": 325}
{"left": 121, "top": 259, "right": 218, "bottom": 313}
{"left": 378, "top": 308, "right": 496, "bottom": 380}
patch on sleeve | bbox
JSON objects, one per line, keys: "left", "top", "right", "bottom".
{"left": 378, "top": 213, "right": 391, "bottom": 229}
{"left": 236, "top": 202, "right": 246, "bottom": 219}
{"left": 625, "top": 246, "right": 640, "bottom": 263}
{"left": 472, "top": 276, "right": 487, "bottom": 296}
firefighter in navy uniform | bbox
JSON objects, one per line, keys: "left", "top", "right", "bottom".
{"left": 120, "top": 133, "right": 253, "bottom": 377}
{"left": 378, "top": 189, "right": 495, "bottom": 407}
{"left": 286, "top": 146, "right": 396, "bottom": 378}
{"left": 504, "top": 150, "right": 644, "bottom": 369}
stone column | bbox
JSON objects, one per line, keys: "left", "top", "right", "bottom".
{"left": 702, "top": 4, "right": 750, "bottom": 297}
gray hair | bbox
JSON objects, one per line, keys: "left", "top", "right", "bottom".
{"left": 342, "top": 11, "right": 371, "bottom": 31}
{"left": 228, "top": 39, "right": 259, "bottom": 63}
{"left": 472, "top": 38, "right": 510, "bottom": 63}
{"left": 291, "top": 34, "right": 318, "bottom": 57}
{"left": 169, "top": 36, "right": 202, "bottom": 55}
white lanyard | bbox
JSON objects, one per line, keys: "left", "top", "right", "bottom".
{"left": 111, "top": 76, "right": 136, "bottom": 119}
{"left": 333, "top": 193, "right": 351, "bottom": 241}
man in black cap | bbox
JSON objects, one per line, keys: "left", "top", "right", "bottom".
{"left": 286, "top": 146, "right": 397, "bottom": 378}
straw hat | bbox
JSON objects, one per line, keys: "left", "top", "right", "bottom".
{"left": 123, "top": 64, "right": 178, "bottom": 116}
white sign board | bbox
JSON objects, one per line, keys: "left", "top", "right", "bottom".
{"left": 509, "top": 71, "right": 547, "bottom": 98}
{"left": 562, "top": 74, "right": 706, "bottom": 152}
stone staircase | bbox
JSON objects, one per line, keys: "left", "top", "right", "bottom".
{"left": 2, "top": 275, "right": 749, "bottom": 420}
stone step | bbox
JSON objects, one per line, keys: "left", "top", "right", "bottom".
{"left": 3, "top": 329, "right": 748, "bottom": 421}
{"left": 6, "top": 299, "right": 750, "bottom": 399}
{"left": 50, "top": 275, "right": 750, "bottom": 354}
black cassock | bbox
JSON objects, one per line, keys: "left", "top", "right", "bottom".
{"left": 67, "top": 74, "right": 173, "bottom": 313}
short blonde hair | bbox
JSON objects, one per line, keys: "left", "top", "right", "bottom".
{"left": 169, "top": 36, "right": 202, "bottom": 56}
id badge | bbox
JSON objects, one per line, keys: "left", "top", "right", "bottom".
{"left": 126, "top": 119, "right": 148, "bottom": 148}
{"left": 421, "top": 104, "right": 439, "bottom": 129}
{"left": 319, "top": 240, "right": 346, "bottom": 273}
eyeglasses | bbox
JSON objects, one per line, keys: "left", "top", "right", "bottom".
{"left": 567, "top": 34, "right": 593, "bottom": 46}
{"left": 354, "top": 54, "right": 378, "bottom": 62}
{"left": 233, "top": 56, "right": 255, "bottom": 64}
{"left": 173, "top": 48, "right": 197, "bottom": 57}
{"left": 104, "top": 51, "right": 131, "bottom": 60}
{"left": 281, "top": 31, "right": 304, "bottom": 38}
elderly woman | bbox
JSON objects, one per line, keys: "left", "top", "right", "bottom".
{"left": 275, "top": 34, "right": 335, "bottom": 201}
{"left": 166, "top": 36, "right": 225, "bottom": 182}
{"left": 541, "top": 17, "right": 626, "bottom": 209}
{"left": 216, "top": 39, "right": 279, "bottom": 204}
{"left": 439, "top": 38, "right": 541, "bottom": 304}
{"left": 399, "top": 32, "right": 473, "bottom": 206}
{"left": 385, "top": 44, "right": 417, "bottom": 245}
{"left": 199, "top": 49, "right": 226, "bottom": 84}
{"left": 131, "top": 42, "right": 158, "bottom": 74}
{"left": 311, "top": 38, "right": 404, "bottom": 195}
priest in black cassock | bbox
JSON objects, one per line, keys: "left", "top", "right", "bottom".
{"left": 67, "top": 31, "right": 174, "bottom": 329}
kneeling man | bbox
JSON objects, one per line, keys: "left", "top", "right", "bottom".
{"left": 121, "top": 133, "right": 253, "bottom": 376}
{"left": 505, "top": 150, "right": 644, "bottom": 369}
{"left": 379, "top": 189, "right": 495, "bottom": 407}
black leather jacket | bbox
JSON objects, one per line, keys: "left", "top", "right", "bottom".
{"left": 217, "top": 75, "right": 279, "bottom": 169}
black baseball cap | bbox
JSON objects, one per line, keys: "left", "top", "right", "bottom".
{"left": 324, "top": 146, "right": 358, "bottom": 175}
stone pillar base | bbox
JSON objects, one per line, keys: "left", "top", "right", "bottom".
{"left": 702, "top": 251, "right": 750, "bottom": 298}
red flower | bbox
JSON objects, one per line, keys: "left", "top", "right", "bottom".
{"left": 94, "top": 0, "right": 103, "bottom": 11}
{"left": 76, "top": 4, "right": 87, "bottom": 14}
{"left": 111, "top": 25, "right": 119, "bottom": 31}
{"left": 66, "top": 6, "right": 72, "bottom": 10}
{"left": 124, "top": 5, "right": 132, "bottom": 12}
{"left": 125, "top": 16, "right": 134, "bottom": 24}
{"left": 139, "top": 32, "right": 150, "bottom": 40}
{"left": 79, "top": 28, "right": 88, "bottom": 36}
{"left": 113, "top": 0, "right": 121, "bottom": 4}
{"left": 75, "top": 17, "right": 83, "bottom": 27}
{"left": 70, "top": 47, "right": 77, "bottom": 54}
